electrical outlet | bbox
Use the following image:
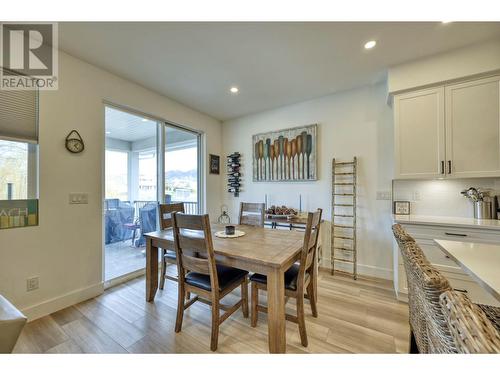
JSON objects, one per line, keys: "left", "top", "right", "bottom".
{"left": 69, "top": 193, "right": 89, "bottom": 204}
{"left": 27, "top": 277, "right": 39, "bottom": 292}
{"left": 376, "top": 191, "right": 392, "bottom": 200}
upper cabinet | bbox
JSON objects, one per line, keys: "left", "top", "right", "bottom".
{"left": 445, "top": 76, "right": 500, "bottom": 178}
{"left": 394, "top": 87, "right": 445, "bottom": 179}
{"left": 394, "top": 75, "right": 500, "bottom": 179}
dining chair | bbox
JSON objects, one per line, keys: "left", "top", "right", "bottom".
{"left": 392, "top": 224, "right": 428, "bottom": 353}
{"left": 238, "top": 202, "right": 265, "bottom": 227}
{"left": 172, "top": 213, "right": 249, "bottom": 351}
{"left": 440, "top": 290, "right": 500, "bottom": 353}
{"left": 405, "top": 242, "right": 457, "bottom": 353}
{"left": 395, "top": 228, "right": 500, "bottom": 353}
{"left": 158, "top": 202, "right": 185, "bottom": 290}
{"left": 250, "top": 208, "right": 322, "bottom": 347}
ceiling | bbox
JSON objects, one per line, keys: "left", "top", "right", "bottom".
{"left": 105, "top": 106, "right": 157, "bottom": 142}
{"left": 105, "top": 106, "right": 196, "bottom": 145}
{"left": 59, "top": 22, "right": 500, "bottom": 121}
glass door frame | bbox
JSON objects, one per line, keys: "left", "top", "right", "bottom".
{"left": 103, "top": 101, "right": 204, "bottom": 286}
{"left": 163, "top": 121, "right": 202, "bottom": 214}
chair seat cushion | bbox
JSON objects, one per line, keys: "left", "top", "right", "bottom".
{"left": 477, "top": 303, "right": 500, "bottom": 332}
{"left": 250, "top": 264, "right": 301, "bottom": 291}
{"left": 164, "top": 250, "right": 176, "bottom": 260}
{"left": 185, "top": 265, "right": 248, "bottom": 292}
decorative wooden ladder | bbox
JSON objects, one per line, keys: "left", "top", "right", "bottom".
{"left": 331, "top": 157, "right": 358, "bottom": 279}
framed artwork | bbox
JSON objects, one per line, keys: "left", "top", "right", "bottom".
{"left": 252, "top": 124, "right": 317, "bottom": 182}
{"left": 393, "top": 201, "right": 411, "bottom": 215}
{"left": 209, "top": 154, "right": 220, "bottom": 174}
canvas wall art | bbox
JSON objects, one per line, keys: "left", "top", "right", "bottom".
{"left": 252, "top": 124, "right": 317, "bottom": 182}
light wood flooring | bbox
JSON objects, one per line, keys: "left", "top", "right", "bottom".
{"left": 13, "top": 269, "right": 410, "bottom": 354}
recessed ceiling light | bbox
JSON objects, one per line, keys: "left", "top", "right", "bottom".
{"left": 105, "top": 131, "right": 111, "bottom": 135}
{"left": 230, "top": 86, "right": 239, "bottom": 94}
{"left": 441, "top": 21, "right": 452, "bottom": 24}
{"left": 141, "top": 118, "right": 148, "bottom": 122}
{"left": 364, "top": 40, "right": 377, "bottom": 50}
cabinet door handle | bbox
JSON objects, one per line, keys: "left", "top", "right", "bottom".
{"left": 441, "top": 161, "right": 445, "bottom": 174}
{"left": 444, "top": 232, "right": 467, "bottom": 237}
{"left": 448, "top": 160, "right": 452, "bottom": 174}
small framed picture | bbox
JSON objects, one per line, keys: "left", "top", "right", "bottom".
{"left": 209, "top": 154, "right": 220, "bottom": 174}
{"left": 393, "top": 201, "right": 411, "bottom": 215}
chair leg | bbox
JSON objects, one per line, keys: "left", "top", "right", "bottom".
{"left": 241, "top": 277, "right": 249, "bottom": 318}
{"left": 175, "top": 282, "right": 185, "bottom": 333}
{"left": 409, "top": 329, "right": 419, "bottom": 354}
{"left": 296, "top": 293, "right": 308, "bottom": 347}
{"left": 159, "top": 250, "right": 166, "bottom": 290}
{"left": 307, "top": 282, "right": 318, "bottom": 318}
{"left": 210, "top": 300, "right": 220, "bottom": 351}
{"left": 251, "top": 282, "right": 258, "bottom": 327}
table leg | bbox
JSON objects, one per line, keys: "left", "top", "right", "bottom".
{"left": 267, "top": 267, "right": 286, "bottom": 353}
{"left": 146, "top": 238, "right": 158, "bottom": 302}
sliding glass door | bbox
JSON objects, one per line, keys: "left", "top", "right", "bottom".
{"left": 165, "top": 125, "right": 200, "bottom": 214}
{"left": 104, "top": 105, "right": 201, "bottom": 282}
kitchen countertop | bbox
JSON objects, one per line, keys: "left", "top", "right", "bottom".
{"left": 393, "top": 214, "right": 500, "bottom": 230}
{"left": 435, "top": 240, "right": 500, "bottom": 302}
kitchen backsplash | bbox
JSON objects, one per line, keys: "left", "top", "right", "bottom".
{"left": 393, "top": 178, "right": 500, "bottom": 218}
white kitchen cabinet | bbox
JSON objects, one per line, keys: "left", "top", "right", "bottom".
{"left": 393, "top": 75, "right": 500, "bottom": 179}
{"left": 394, "top": 222, "right": 500, "bottom": 307}
{"left": 394, "top": 87, "right": 445, "bottom": 179}
{"left": 445, "top": 76, "right": 500, "bottom": 178}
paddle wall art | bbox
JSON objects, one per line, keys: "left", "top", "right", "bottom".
{"left": 252, "top": 124, "right": 317, "bottom": 182}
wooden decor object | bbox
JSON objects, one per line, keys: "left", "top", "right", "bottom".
{"left": 252, "top": 124, "right": 317, "bottom": 181}
{"left": 331, "top": 157, "right": 358, "bottom": 279}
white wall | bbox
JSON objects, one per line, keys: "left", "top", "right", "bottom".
{"left": 221, "top": 83, "right": 395, "bottom": 279}
{"left": 0, "top": 51, "right": 222, "bottom": 320}
{"left": 393, "top": 178, "right": 500, "bottom": 218}
{"left": 388, "top": 39, "right": 500, "bottom": 94}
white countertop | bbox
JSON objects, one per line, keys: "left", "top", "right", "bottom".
{"left": 434, "top": 240, "right": 500, "bottom": 302}
{"left": 393, "top": 214, "right": 500, "bottom": 231}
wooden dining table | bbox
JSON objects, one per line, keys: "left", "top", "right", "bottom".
{"left": 144, "top": 223, "right": 308, "bottom": 353}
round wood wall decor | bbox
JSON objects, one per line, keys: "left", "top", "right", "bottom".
{"left": 65, "top": 130, "right": 85, "bottom": 153}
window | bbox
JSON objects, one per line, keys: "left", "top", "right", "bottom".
{"left": 0, "top": 69, "right": 39, "bottom": 229}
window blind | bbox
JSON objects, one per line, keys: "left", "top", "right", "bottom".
{"left": 0, "top": 68, "right": 39, "bottom": 143}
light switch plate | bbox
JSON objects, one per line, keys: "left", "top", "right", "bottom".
{"left": 69, "top": 193, "right": 89, "bottom": 204}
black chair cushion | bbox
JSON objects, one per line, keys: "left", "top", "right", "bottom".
{"left": 250, "top": 264, "right": 300, "bottom": 291}
{"left": 164, "top": 250, "right": 176, "bottom": 260}
{"left": 185, "top": 265, "right": 248, "bottom": 292}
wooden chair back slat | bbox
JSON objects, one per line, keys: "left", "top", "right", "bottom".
{"left": 298, "top": 209, "right": 322, "bottom": 282}
{"left": 158, "top": 203, "right": 185, "bottom": 230}
{"left": 177, "top": 233, "right": 208, "bottom": 253}
{"left": 181, "top": 255, "right": 210, "bottom": 274}
{"left": 239, "top": 202, "right": 265, "bottom": 227}
{"left": 172, "top": 213, "right": 219, "bottom": 292}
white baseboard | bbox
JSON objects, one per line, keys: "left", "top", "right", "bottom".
{"left": 21, "top": 282, "right": 104, "bottom": 322}
{"left": 320, "top": 258, "right": 393, "bottom": 280}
